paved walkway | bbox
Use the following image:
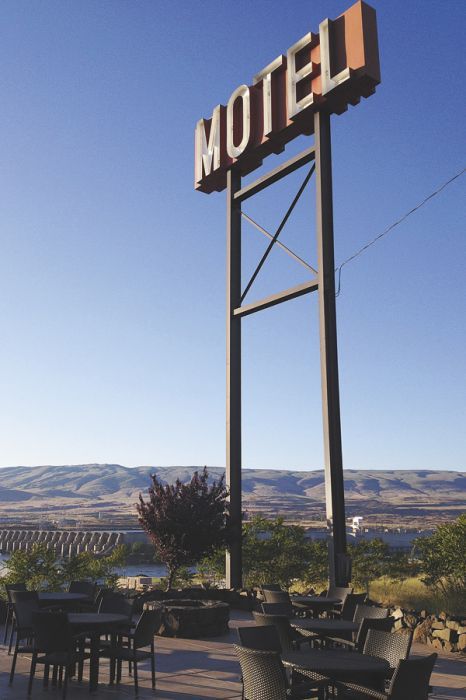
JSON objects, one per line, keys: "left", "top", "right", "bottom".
{"left": 0, "top": 612, "right": 464, "bottom": 699}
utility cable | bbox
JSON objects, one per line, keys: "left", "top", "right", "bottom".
{"left": 335, "top": 167, "right": 465, "bottom": 297}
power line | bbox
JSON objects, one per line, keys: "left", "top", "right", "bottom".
{"left": 335, "top": 167, "right": 465, "bottom": 297}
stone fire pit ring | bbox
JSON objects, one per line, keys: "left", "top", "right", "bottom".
{"left": 145, "top": 599, "right": 230, "bottom": 638}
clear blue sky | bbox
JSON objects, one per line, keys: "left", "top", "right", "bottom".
{"left": 0, "top": 1, "right": 464, "bottom": 471}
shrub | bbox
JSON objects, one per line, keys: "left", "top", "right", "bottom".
{"left": 414, "top": 514, "right": 466, "bottom": 607}
{"left": 1, "top": 543, "right": 126, "bottom": 592}
{"left": 137, "top": 467, "right": 231, "bottom": 590}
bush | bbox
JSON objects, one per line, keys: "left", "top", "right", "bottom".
{"left": 137, "top": 467, "right": 231, "bottom": 590}
{"left": 1, "top": 543, "right": 127, "bottom": 592}
{"left": 414, "top": 514, "right": 466, "bottom": 608}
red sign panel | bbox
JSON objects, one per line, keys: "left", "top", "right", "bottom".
{"left": 195, "top": 1, "right": 380, "bottom": 194}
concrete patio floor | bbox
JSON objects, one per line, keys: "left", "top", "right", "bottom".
{"left": 0, "top": 611, "right": 464, "bottom": 699}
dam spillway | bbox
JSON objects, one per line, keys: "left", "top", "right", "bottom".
{"left": 0, "top": 528, "right": 146, "bottom": 558}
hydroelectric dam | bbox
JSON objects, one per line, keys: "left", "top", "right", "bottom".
{"left": 0, "top": 528, "right": 147, "bottom": 558}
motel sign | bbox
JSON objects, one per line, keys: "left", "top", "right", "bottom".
{"left": 195, "top": 1, "right": 380, "bottom": 194}
{"left": 194, "top": 1, "right": 381, "bottom": 588}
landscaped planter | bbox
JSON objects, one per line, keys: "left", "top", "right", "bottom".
{"left": 144, "top": 598, "right": 230, "bottom": 638}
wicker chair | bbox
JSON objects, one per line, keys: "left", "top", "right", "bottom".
{"left": 68, "top": 580, "right": 97, "bottom": 610}
{"left": 327, "top": 587, "right": 353, "bottom": 618}
{"left": 100, "top": 609, "right": 159, "bottom": 693}
{"left": 327, "top": 616, "right": 394, "bottom": 652}
{"left": 253, "top": 611, "right": 314, "bottom": 651}
{"left": 3, "top": 583, "right": 26, "bottom": 647}
{"left": 339, "top": 593, "right": 367, "bottom": 621}
{"left": 363, "top": 629, "right": 413, "bottom": 678}
{"left": 262, "top": 602, "right": 294, "bottom": 617}
{"left": 261, "top": 584, "right": 283, "bottom": 592}
{"left": 327, "top": 586, "right": 353, "bottom": 600}
{"left": 263, "top": 589, "right": 292, "bottom": 604}
{"left": 353, "top": 605, "right": 389, "bottom": 623}
{"left": 334, "top": 653, "right": 437, "bottom": 699}
{"left": 238, "top": 625, "right": 282, "bottom": 652}
{"left": 234, "top": 645, "right": 327, "bottom": 700}
{"left": 29, "top": 610, "right": 90, "bottom": 699}
{"left": 8, "top": 591, "right": 40, "bottom": 685}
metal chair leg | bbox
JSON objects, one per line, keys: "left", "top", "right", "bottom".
{"left": 3, "top": 604, "right": 12, "bottom": 644}
{"left": 133, "top": 659, "right": 138, "bottom": 695}
{"left": 62, "top": 666, "right": 68, "bottom": 700}
{"left": 27, "top": 653, "right": 37, "bottom": 696}
{"left": 8, "top": 641, "right": 19, "bottom": 684}
{"left": 8, "top": 620, "right": 15, "bottom": 655}
{"left": 150, "top": 642, "right": 156, "bottom": 689}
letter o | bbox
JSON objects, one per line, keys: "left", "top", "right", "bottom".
{"left": 226, "top": 85, "right": 251, "bottom": 159}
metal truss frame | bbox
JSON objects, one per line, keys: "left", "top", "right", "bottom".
{"left": 226, "top": 111, "right": 348, "bottom": 588}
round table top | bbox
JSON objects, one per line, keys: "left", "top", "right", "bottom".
{"left": 39, "top": 592, "right": 91, "bottom": 603}
{"left": 282, "top": 649, "right": 390, "bottom": 677}
{"left": 68, "top": 612, "right": 129, "bottom": 630}
{"left": 291, "top": 595, "right": 342, "bottom": 607}
{"left": 291, "top": 618, "right": 359, "bottom": 634}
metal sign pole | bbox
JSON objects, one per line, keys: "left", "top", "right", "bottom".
{"left": 226, "top": 168, "right": 243, "bottom": 588}
{"left": 314, "top": 110, "right": 348, "bottom": 586}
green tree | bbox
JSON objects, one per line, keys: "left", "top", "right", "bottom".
{"left": 349, "top": 539, "right": 391, "bottom": 594}
{"left": 197, "top": 548, "right": 225, "bottom": 588}
{"left": 302, "top": 539, "right": 328, "bottom": 589}
{"left": 137, "top": 467, "right": 231, "bottom": 590}
{"left": 199, "top": 517, "right": 329, "bottom": 590}
{"left": 415, "top": 515, "right": 466, "bottom": 597}
{"left": 242, "top": 516, "right": 320, "bottom": 590}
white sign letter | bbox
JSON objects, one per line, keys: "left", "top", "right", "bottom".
{"left": 226, "top": 85, "right": 251, "bottom": 159}
{"left": 194, "top": 105, "right": 222, "bottom": 186}
{"left": 253, "top": 55, "right": 283, "bottom": 137}
{"left": 286, "top": 33, "right": 317, "bottom": 120}
{"left": 319, "top": 19, "right": 351, "bottom": 95}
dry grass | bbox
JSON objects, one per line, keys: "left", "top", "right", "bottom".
{"left": 369, "top": 577, "right": 466, "bottom": 616}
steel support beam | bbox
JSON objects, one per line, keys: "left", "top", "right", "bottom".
{"left": 314, "top": 110, "right": 348, "bottom": 586}
{"left": 234, "top": 279, "right": 318, "bottom": 318}
{"left": 234, "top": 146, "right": 315, "bottom": 203}
{"left": 226, "top": 168, "right": 242, "bottom": 588}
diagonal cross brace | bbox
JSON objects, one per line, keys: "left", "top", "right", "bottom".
{"left": 241, "top": 164, "right": 315, "bottom": 303}
{"left": 241, "top": 212, "right": 317, "bottom": 274}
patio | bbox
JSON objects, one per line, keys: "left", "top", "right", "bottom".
{"left": 0, "top": 611, "right": 464, "bottom": 699}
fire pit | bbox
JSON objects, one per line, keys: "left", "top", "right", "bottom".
{"left": 145, "top": 599, "right": 229, "bottom": 638}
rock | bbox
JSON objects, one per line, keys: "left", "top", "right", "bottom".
{"left": 413, "top": 618, "right": 433, "bottom": 644}
{"left": 404, "top": 613, "right": 418, "bottom": 628}
{"left": 432, "top": 628, "right": 454, "bottom": 642}
{"left": 438, "top": 611, "right": 448, "bottom": 621}
{"left": 431, "top": 638, "right": 443, "bottom": 650}
{"left": 420, "top": 610, "right": 428, "bottom": 619}
{"left": 457, "top": 634, "right": 466, "bottom": 652}
{"left": 443, "top": 641, "right": 453, "bottom": 652}
{"left": 394, "top": 619, "right": 404, "bottom": 630}
{"left": 432, "top": 621, "right": 445, "bottom": 629}
{"left": 392, "top": 607, "right": 404, "bottom": 620}
{"left": 446, "top": 621, "right": 460, "bottom": 630}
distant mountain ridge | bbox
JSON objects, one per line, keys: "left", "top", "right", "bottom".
{"left": 0, "top": 465, "right": 464, "bottom": 524}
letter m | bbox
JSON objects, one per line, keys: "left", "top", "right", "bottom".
{"left": 194, "top": 106, "right": 222, "bottom": 191}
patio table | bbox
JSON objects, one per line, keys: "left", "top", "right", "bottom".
{"left": 291, "top": 618, "right": 359, "bottom": 636}
{"left": 282, "top": 649, "right": 390, "bottom": 690}
{"left": 291, "top": 595, "right": 342, "bottom": 617}
{"left": 38, "top": 592, "right": 91, "bottom": 607}
{"left": 68, "top": 612, "right": 129, "bottom": 692}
